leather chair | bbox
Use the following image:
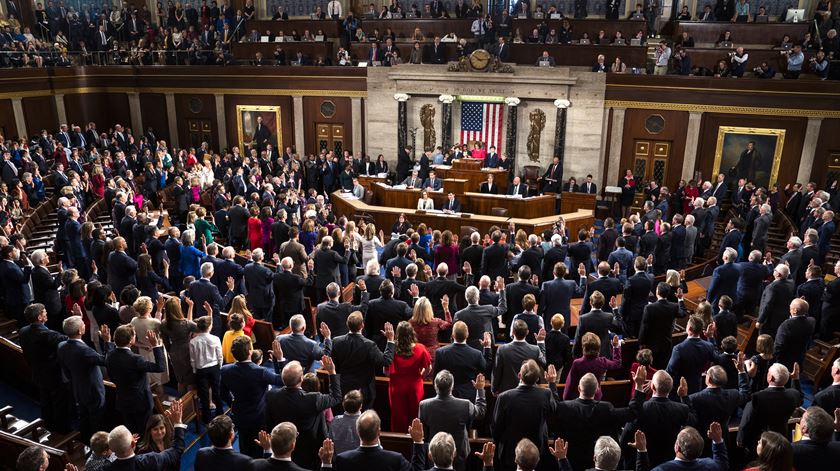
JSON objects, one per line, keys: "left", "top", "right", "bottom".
{"left": 522, "top": 165, "right": 541, "bottom": 196}
{"left": 460, "top": 226, "right": 479, "bottom": 240}
{"left": 491, "top": 207, "right": 508, "bottom": 217}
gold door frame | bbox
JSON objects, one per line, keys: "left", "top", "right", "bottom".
{"left": 712, "top": 126, "right": 786, "bottom": 188}
{"left": 235, "top": 105, "right": 283, "bottom": 152}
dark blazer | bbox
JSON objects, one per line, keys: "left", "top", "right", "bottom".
{"left": 573, "top": 309, "right": 622, "bottom": 358}
{"left": 105, "top": 346, "right": 166, "bottom": 416}
{"left": 480, "top": 243, "right": 509, "bottom": 281}
{"left": 567, "top": 241, "right": 593, "bottom": 281}
{"left": 813, "top": 383, "right": 840, "bottom": 416}
{"left": 278, "top": 333, "right": 331, "bottom": 373}
{"left": 634, "top": 396, "right": 694, "bottom": 468}
{"left": 328, "top": 445, "right": 411, "bottom": 471}
{"left": 220, "top": 360, "right": 284, "bottom": 429}
{"left": 541, "top": 245, "right": 568, "bottom": 284}
{"left": 639, "top": 298, "right": 681, "bottom": 361}
{"left": 582, "top": 276, "right": 622, "bottom": 314}
{"left": 32, "top": 265, "right": 63, "bottom": 319}
{"left": 737, "top": 385, "right": 802, "bottom": 449}
{"left": 331, "top": 333, "right": 396, "bottom": 407}
{"left": 254, "top": 458, "right": 311, "bottom": 470}
{"left": 107, "top": 250, "right": 138, "bottom": 297}
{"left": 793, "top": 440, "right": 840, "bottom": 471}
{"left": 265, "top": 377, "right": 342, "bottom": 469}
{"left": 364, "top": 297, "right": 412, "bottom": 350}
{"left": 243, "top": 262, "right": 277, "bottom": 311}
{"left": 507, "top": 182, "right": 527, "bottom": 197}
{"left": 452, "top": 298, "right": 507, "bottom": 351}
{"left": 274, "top": 270, "right": 313, "bottom": 321}
{"left": 108, "top": 426, "right": 185, "bottom": 471}
{"left": 652, "top": 442, "right": 728, "bottom": 471}
{"left": 188, "top": 278, "right": 236, "bottom": 337}
{"left": 315, "top": 249, "right": 348, "bottom": 290}
{"left": 215, "top": 258, "right": 245, "bottom": 297}
{"left": 538, "top": 278, "right": 582, "bottom": 327}
{"left": 424, "top": 277, "right": 468, "bottom": 318}
{"left": 492, "top": 384, "right": 557, "bottom": 470}
{"left": 491, "top": 341, "right": 546, "bottom": 394}
{"left": 504, "top": 281, "right": 540, "bottom": 326}
{"left": 666, "top": 337, "right": 722, "bottom": 395}
{"left": 639, "top": 231, "right": 659, "bottom": 258}
{"left": 479, "top": 181, "right": 498, "bottom": 194}
{"left": 58, "top": 338, "right": 113, "bottom": 407}
{"left": 195, "top": 447, "right": 255, "bottom": 471}
{"left": 706, "top": 262, "right": 739, "bottom": 308}
{"left": 621, "top": 271, "right": 653, "bottom": 337}
{"left": 780, "top": 248, "right": 803, "bottom": 285}
{"left": 316, "top": 294, "right": 369, "bottom": 338}
{"left": 681, "top": 373, "right": 750, "bottom": 451}
{"left": 773, "top": 315, "right": 815, "bottom": 369}
{"left": 434, "top": 342, "right": 492, "bottom": 400}
{"left": 228, "top": 205, "right": 250, "bottom": 240}
{"left": 597, "top": 228, "right": 618, "bottom": 262}
{"left": 0, "top": 259, "right": 33, "bottom": 306}
{"left": 797, "top": 244, "right": 820, "bottom": 285}
{"left": 19, "top": 323, "right": 66, "bottom": 389}
{"left": 757, "top": 278, "right": 795, "bottom": 336}
{"left": 555, "top": 392, "right": 644, "bottom": 471}
{"left": 713, "top": 310, "right": 738, "bottom": 343}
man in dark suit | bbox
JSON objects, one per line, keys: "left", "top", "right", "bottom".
{"left": 780, "top": 236, "right": 803, "bottom": 285}
{"left": 317, "top": 282, "right": 369, "bottom": 337}
{"left": 425, "top": 263, "right": 469, "bottom": 318}
{"left": 494, "top": 36, "right": 510, "bottom": 61}
{"left": 479, "top": 173, "right": 498, "bottom": 194}
{"left": 395, "top": 145, "right": 413, "bottom": 182}
{"left": 441, "top": 192, "right": 462, "bottom": 213}
{"left": 265, "top": 356, "right": 342, "bottom": 470}
{"left": 555, "top": 369, "right": 646, "bottom": 471}
{"left": 195, "top": 415, "right": 258, "bottom": 470}
{"left": 640, "top": 422, "right": 728, "bottom": 471}
{"left": 707, "top": 247, "right": 739, "bottom": 312}
{"left": 491, "top": 359, "right": 558, "bottom": 470}
{"left": 538, "top": 263, "right": 584, "bottom": 332}
{"left": 332, "top": 312, "right": 395, "bottom": 409}
{"left": 252, "top": 422, "right": 314, "bottom": 470}
{"left": 31, "top": 251, "right": 64, "bottom": 332}
{"left": 243, "top": 248, "right": 278, "bottom": 323}
{"left": 0, "top": 244, "right": 34, "bottom": 328}
{"left": 107, "top": 237, "right": 137, "bottom": 297}
{"left": 385, "top": 243, "right": 412, "bottom": 282}
{"left": 58, "top": 315, "right": 113, "bottom": 444}
{"left": 717, "top": 219, "right": 743, "bottom": 265}
{"left": 757, "top": 263, "right": 795, "bottom": 337}
{"left": 428, "top": 36, "right": 448, "bottom": 64}
{"left": 622, "top": 256, "right": 654, "bottom": 338}
{"left": 573, "top": 291, "right": 623, "bottom": 358}
{"left": 504, "top": 266, "right": 540, "bottom": 329}
{"left": 639, "top": 283, "right": 685, "bottom": 369}
{"left": 227, "top": 196, "right": 250, "bottom": 250}
{"left": 364, "top": 280, "right": 413, "bottom": 350}
{"left": 751, "top": 204, "right": 772, "bottom": 253}
{"left": 278, "top": 315, "right": 332, "bottom": 373}
{"left": 774, "top": 298, "right": 816, "bottom": 370}
{"left": 541, "top": 156, "right": 562, "bottom": 194}
{"left": 630, "top": 370, "right": 695, "bottom": 468}
{"left": 818, "top": 210, "right": 836, "bottom": 264}
{"left": 107, "top": 400, "right": 187, "bottom": 471}
{"left": 492, "top": 320, "right": 546, "bottom": 394}
{"left": 797, "top": 232, "right": 820, "bottom": 285}
{"left": 813, "top": 359, "right": 840, "bottom": 415}
{"left": 507, "top": 176, "right": 527, "bottom": 196}
{"left": 434, "top": 322, "right": 493, "bottom": 401}
{"left": 274, "top": 257, "right": 314, "bottom": 330}
{"left": 480, "top": 231, "right": 509, "bottom": 281}
{"left": 189, "top": 262, "right": 236, "bottom": 337}
{"left": 453, "top": 284, "right": 507, "bottom": 350}
{"left": 582, "top": 262, "right": 622, "bottom": 315}
{"left": 567, "top": 230, "right": 594, "bottom": 284}
{"left": 515, "top": 235, "right": 545, "bottom": 284}
{"left": 106, "top": 324, "right": 167, "bottom": 433}
{"left": 638, "top": 221, "right": 659, "bottom": 258}
{"left": 667, "top": 317, "right": 723, "bottom": 396}
{"left": 579, "top": 174, "right": 597, "bottom": 194}
{"left": 319, "top": 410, "right": 412, "bottom": 470}
{"left": 793, "top": 406, "right": 840, "bottom": 471}
{"left": 19, "top": 303, "right": 71, "bottom": 433}
{"left": 737, "top": 362, "right": 802, "bottom": 451}
{"left": 220, "top": 336, "right": 286, "bottom": 458}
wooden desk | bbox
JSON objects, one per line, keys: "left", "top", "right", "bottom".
{"left": 465, "top": 192, "right": 555, "bottom": 218}
{"left": 246, "top": 19, "right": 342, "bottom": 38}
{"left": 680, "top": 47, "right": 802, "bottom": 73}
{"left": 349, "top": 42, "right": 459, "bottom": 63}
{"left": 355, "top": 18, "right": 474, "bottom": 40}
{"left": 332, "top": 191, "right": 594, "bottom": 237}
{"left": 452, "top": 158, "right": 483, "bottom": 171}
{"left": 560, "top": 192, "right": 597, "bottom": 214}
{"left": 431, "top": 164, "right": 509, "bottom": 194}
{"left": 358, "top": 174, "right": 387, "bottom": 193}
{"left": 671, "top": 21, "right": 809, "bottom": 46}
{"left": 232, "top": 41, "right": 334, "bottom": 62}
{"left": 371, "top": 183, "right": 448, "bottom": 209}
{"left": 509, "top": 43, "right": 648, "bottom": 67}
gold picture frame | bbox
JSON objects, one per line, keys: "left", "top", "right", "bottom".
{"left": 235, "top": 105, "right": 282, "bottom": 152}
{"left": 712, "top": 126, "right": 785, "bottom": 189}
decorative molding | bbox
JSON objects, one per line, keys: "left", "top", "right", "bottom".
{"left": 0, "top": 87, "right": 367, "bottom": 100}
{"left": 606, "top": 82, "right": 840, "bottom": 97}
{"left": 603, "top": 100, "right": 840, "bottom": 118}
{"left": 504, "top": 97, "right": 521, "bottom": 107}
{"left": 553, "top": 99, "right": 571, "bottom": 109}
{"left": 438, "top": 94, "right": 455, "bottom": 104}
{"left": 394, "top": 93, "right": 411, "bottom": 102}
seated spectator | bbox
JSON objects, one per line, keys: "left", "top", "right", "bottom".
{"left": 611, "top": 56, "right": 627, "bottom": 73}
{"left": 527, "top": 28, "right": 542, "bottom": 43}
{"left": 629, "top": 3, "right": 645, "bottom": 20}
{"left": 592, "top": 54, "right": 607, "bottom": 72}
{"left": 535, "top": 50, "right": 555, "bottom": 66}
{"left": 678, "top": 31, "right": 694, "bottom": 48}
{"left": 716, "top": 31, "right": 734, "bottom": 47}
{"left": 545, "top": 29, "right": 559, "bottom": 44}
{"left": 699, "top": 4, "right": 716, "bottom": 21}
{"left": 778, "top": 34, "right": 793, "bottom": 50}
{"left": 677, "top": 5, "right": 692, "bottom": 20}
{"left": 613, "top": 31, "right": 626, "bottom": 45}
{"left": 714, "top": 60, "right": 730, "bottom": 77}
{"left": 744, "top": 431, "right": 793, "bottom": 471}
{"left": 753, "top": 61, "right": 776, "bottom": 78}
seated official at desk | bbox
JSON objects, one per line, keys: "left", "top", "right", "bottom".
{"left": 580, "top": 174, "right": 597, "bottom": 194}
{"left": 423, "top": 170, "right": 443, "bottom": 191}
{"left": 562, "top": 177, "right": 578, "bottom": 193}
{"left": 417, "top": 190, "right": 435, "bottom": 210}
{"left": 402, "top": 169, "right": 422, "bottom": 188}
{"left": 392, "top": 213, "right": 411, "bottom": 235}
{"left": 508, "top": 176, "right": 528, "bottom": 197}
{"left": 536, "top": 50, "right": 556, "bottom": 66}
{"left": 485, "top": 146, "right": 500, "bottom": 168}
{"left": 441, "top": 192, "right": 461, "bottom": 213}
{"left": 480, "top": 173, "right": 499, "bottom": 194}
{"left": 352, "top": 177, "right": 365, "bottom": 199}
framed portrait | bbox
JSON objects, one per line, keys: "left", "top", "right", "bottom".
{"left": 236, "top": 105, "right": 282, "bottom": 152}
{"left": 713, "top": 126, "right": 785, "bottom": 189}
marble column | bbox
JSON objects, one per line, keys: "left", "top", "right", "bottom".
{"left": 213, "top": 94, "right": 227, "bottom": 151}
{"left": 439, "top": 94, "right": 454, "bottom": 151}
{"left": 504, "top": 97, "right": 520, "bottom": 166}
{"left": 395, "top": 93, "right": 410, "bottom": 154}
{"left": 293, "top": 96, "right": 305, "bottom": 154}
{"left": 798, "top": 117, "right": 824, "bottom": 184}
{"left": 553, "top": 99, "right": 571, "bottom": 186}
{"left": 606, "top": 107, "right": 626, "bottom": 189}
{"left": 128, "top": 93, "right": 144, "bottom": 137}
{"left": 54, "top": 94, "right": 67, "bottom": 127}
{"left": 682, "top": 111, "right": 703, "bottom": 180}
{"left": 164, "top": 93, "right": 179, "bottom": 148}
{"left": 11, "top": 98, "right": 26, "bottom": 139}
{"left": 351, "top": 97, "right": 363, "bottom": 156}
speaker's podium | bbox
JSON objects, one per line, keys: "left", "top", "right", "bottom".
{"left": 560, "top": 192, "right": 597, "bottom": 214}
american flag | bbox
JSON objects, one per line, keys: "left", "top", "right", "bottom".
{"left": 460, "top": 102, "right": 504, "bottom": 151}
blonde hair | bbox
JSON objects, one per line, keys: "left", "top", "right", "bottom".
{"left": 364, "top": 223, "right": 377, "bottom": 241}
{"left": 133, "top": 296, "right": 153, "bottom": 316}
{"left": 410, "top": 297, "right": 434, "bottom": 325}
{"left": 550, "top": 314, "right": 565, "bottom": 330}
{"left": 228, "top": 295, "right": 253, "bottom": 324}
{"left": 695, "top": 301, "right": 713, "bottom": 328}
{"left": 665, "top": 270, "right": 680, "bottom": 288}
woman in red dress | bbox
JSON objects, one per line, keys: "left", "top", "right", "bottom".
{"left": 388, "top": 321, "right": 430, "bottom": 433}
{"left": 682, "top": 179, "right": 699, "bottom": 215}
{"left": 247, "top": 205, "right": 262, "bottom": 250}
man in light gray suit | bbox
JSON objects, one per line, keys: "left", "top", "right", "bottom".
{"left": 751, "top": 203, "right": 772, "bottom": 253}
{"left": 351, "top": 177, "right": 365, "bottom": 199}
{"left": 453, "top": 283, "right": 507, "bottom": 351}
{"left": 418, "top": 370, "right": 487, "bottom": 470}
{"left": 491, "top": 319, "right": 546, "bottom": 395}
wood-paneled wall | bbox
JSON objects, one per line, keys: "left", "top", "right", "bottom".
{"left": 0, "top": 100, "right": 17, "bottom": 140}
{"left": 618, "top": 109, "right": 689, "bottom": 191}
{"left": 812, "top": 119, "right": 840, "bottom": 189}
{"left": 139, "top": 93, "right": 170, "bottom": 143}
{"left": 63, "top": 93, "right": 132, "bottom": 132}
{"left": 21, "top": 97, "right": 57, "bottom": 138}
{"left": 302, "top": 96, "right": 352, "bottom": 155}
{"left": 174, "top": 94, "right": 219, "bottom": 150}
{"left": 224, "top": 95, "right": 295, "bottom": 153}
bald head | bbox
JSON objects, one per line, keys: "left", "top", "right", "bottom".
{"left": 281, "top": 361, "right": 303, "bottom": 387}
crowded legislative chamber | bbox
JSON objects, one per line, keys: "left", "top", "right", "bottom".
{"left": 2, "top": 0, "right": 840, "bottom": 470}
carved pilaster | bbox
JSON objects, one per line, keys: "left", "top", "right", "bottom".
{"left": 504, "top": 97, "right": 520, "bottom": 174}
{"left": 553, "top": 99, "right": 571, "bottom": 187}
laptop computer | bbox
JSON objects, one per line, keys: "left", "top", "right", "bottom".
{"left": 717, "top": 41, "right": 733, "bottom": 48}
{"left": 613, "top": 38, "right": 626, "bottom": 46}
{"left": 550, "top": 13, "right": 562, "bottom": 19}
{"left": 755, "top": 15, "right": 768, "bottom": 23}
{"left": 315, "top": 35, "right": 324, "bottom": 41}
{"left": 630, "top": 38, "right": 642, "bottom": 46}
{"left": 578, "top": 38, "right": 590, "bottom": 45}
{"left": 534, "top": 12, "right": 544, "bottom": 19}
